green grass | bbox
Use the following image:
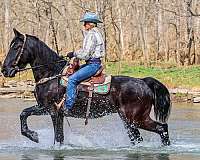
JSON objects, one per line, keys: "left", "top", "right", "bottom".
{"left": 2, "top": 62, "right": 200, "bottom": 90}
{"left": 106, "top": 62, "right": 200, "bottom": 89}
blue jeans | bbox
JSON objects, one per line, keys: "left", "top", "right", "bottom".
{"left": 65, "top": 63, "right": 101, "bottom": 110}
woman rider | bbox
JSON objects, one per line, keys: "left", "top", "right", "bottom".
{"left": 58, "top": 12, "right": 105, "bottom": 114}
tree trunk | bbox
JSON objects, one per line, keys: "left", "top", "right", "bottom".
{"left": 4, "top": 0, "right": 10, "bottom": 55}
{"left": 135, "top": 1, "right": 149, "bottom": 65}
{"left": 185, "top": 0, "right": 194, "bottom": 65}
{"left": 175, "top": 0, "right": 182, "bottom": 66}
{"left": 155, "top": 0, "right": 162, "bottom": 63}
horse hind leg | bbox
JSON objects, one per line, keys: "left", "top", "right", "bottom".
{"left": 20, "top": 105, "right": 48, "bottom": 143}
{"left": 126, "top": 123, "right": 143, "bottom": 145}
{"left": 140, "top": 117, "right": 170, "bottom": 146}
{"left": 118, "top": 111, "right": 143, "bottom": 145}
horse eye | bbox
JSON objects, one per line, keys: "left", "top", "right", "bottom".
{"left": 13, "top": 44, "right": 22, "bottom": 50}
{"left": 13, "top": 45, "right": 19, "bottom": 50}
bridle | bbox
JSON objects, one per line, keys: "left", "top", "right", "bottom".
{"left": 12, "top": 34, "right": 27, "bottom": 67}
{"left": 8, "top": 34, "right": 68, "bottom": 74}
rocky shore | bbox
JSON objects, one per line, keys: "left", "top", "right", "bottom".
{"left": 0, "top": 80, "right": 200, "bottom": 103}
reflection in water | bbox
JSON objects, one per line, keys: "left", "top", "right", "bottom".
{"left": 126, "top": 153, "right": 169, "bottom": 160}
{"left": 52, "top": 152, "right": 65, "bottom": 160}
{"left": 21, "top": 155, "right": 35, "bottom": 160}
{"left": 21, "top": 152, "right": 65, "bottom": 160}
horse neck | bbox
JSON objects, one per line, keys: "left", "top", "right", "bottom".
{"left": 28, "top": 37, "right": 66, "bottom": 82}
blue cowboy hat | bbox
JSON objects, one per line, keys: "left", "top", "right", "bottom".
{"left": 80, "top": 12, "right": 103, "bottom": 23}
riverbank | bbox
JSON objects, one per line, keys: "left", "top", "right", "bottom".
{"left": 1, "top": 63, "right": 200, "bottom": 103}
{"left": 1, "top": 79, "right": 200, "bottom": 103}
{"left": 106, "top": 62, "right": 200, "bottom": 90}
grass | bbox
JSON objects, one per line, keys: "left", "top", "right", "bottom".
{"left": 105, "top": 62, "right": 200, "bottom": 89}
{"left": 2, "top": 61, "right": 200, "bottom": 90}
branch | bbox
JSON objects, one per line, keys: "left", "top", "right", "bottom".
{"left": 71, "top": 0, "right": 87, "bottom": 11}
{"left": 189, "top": 8, "right": 200, "bottom": 17}
{"left": 40, "top": 0, "right": 62, "bottom": 15}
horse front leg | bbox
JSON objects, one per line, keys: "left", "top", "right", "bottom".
{"left": 51, "top": 111, "right": 64, "bottom": 145}
{"left": 20, "top": 105, "right": 48, "bottom": 143}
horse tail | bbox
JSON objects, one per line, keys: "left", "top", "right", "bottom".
{"left": 142, "top": 77, "right": 171, "bottom": 123}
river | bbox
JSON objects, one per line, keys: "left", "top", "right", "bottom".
{"left": 0, "top": 98, "right": 200, "bottom": 160}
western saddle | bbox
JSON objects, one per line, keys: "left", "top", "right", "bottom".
{"left": 58, "top": 58, "right": 111, "bottom": 125}
{"left": 63, "top": 58, "right": 106, "bottom": 84}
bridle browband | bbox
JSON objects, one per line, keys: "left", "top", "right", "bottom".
{"left": 12, "top": 34, "right": 27, "bottom": 66}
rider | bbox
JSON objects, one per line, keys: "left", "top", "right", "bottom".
{"left": 60, "top": 12, "right": 105, "bottom": 114}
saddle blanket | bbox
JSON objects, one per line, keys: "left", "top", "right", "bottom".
{"left": 60, "top": 75, "right": 111, "bottom": 95}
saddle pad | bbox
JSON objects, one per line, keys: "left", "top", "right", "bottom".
{"left": 93, "top": 82, "right": 111, "bottom": 94}
{"left": 60, "top": 75, "right": 111, "bottom": 94}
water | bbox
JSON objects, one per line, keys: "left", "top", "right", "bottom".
{"left": 0, "top": 98, "right": 200, "bottom": 160}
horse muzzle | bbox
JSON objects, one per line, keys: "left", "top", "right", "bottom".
{"left": 1, "top": 67, "right": 18, "bottom": 77}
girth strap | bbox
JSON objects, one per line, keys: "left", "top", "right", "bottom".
{"left": 36, "top": 74, "right": 62, "bottom": 85}
{"left": 85, "top": 83, "right": 94, "bottom": 125}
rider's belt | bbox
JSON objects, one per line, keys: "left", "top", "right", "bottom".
{"left": 86, "top": 58, "right": 101, "bottom": 64}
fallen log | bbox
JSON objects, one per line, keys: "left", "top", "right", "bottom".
{"left": 0, "top": 86, "right": 34, "bottom": 94}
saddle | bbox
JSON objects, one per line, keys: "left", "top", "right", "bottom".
{"left": 60, "top": 58, "right": 111, "bottom": 94}
{"left": 59, "top": 58, "right": 111, "bottom": 125}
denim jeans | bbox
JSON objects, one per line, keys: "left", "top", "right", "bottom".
{"left": 65, "top": 63, "right": 101, "bottom": 110}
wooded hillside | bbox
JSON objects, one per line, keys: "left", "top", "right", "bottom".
{"left": 0, "top": 0, "right": 200, "bottom": 66}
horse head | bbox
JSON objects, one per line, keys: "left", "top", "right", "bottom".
{"left": 2, "top": 29, "right": 32, "bottom": 77}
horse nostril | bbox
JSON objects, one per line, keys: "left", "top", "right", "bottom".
{"left": 1, "top": 68, "right": 6, "bottom": 76}
{"left": 1, "top": 68, "right": 5, "bottom": 74}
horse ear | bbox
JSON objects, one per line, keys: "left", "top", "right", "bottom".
{"left": 13, "top": 28, "right": 22, "bottom": 37}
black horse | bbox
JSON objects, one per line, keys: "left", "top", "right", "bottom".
{"left": 1, "top": 29, "right": 171, "bottom": 146}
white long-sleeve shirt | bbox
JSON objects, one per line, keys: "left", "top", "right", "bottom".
{"left": 74, "top": 27, "right": 105, "bottom": 60}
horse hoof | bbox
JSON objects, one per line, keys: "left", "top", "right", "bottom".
{"left": 130, "top": 141, "right": 135, "bottom": 145}
{"left": 22, "top": 130, "right": 39, "bottom": 143}
{"left": 137, "top": 136, "right": 143, "bottom": 143}
{"left": 162, "top": 139, "right": 170, "bottom": 146}
{"left": 30, "top": 131, "right": 39, "bottom": 143}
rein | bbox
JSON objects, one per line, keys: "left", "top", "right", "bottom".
{"left": 36, "top": 73, "right": 65, "bottom": 85}
{"left": 17, "top": 59, "right": 67, "bottom": 72}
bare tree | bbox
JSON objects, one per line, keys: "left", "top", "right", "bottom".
{"left": 4, "top": 0, "right": 11, "bottom": 55}
{"left": 1, "top": 0, "right": 200, "bottom": 66}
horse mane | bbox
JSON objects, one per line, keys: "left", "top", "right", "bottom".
{"left": 27, "top": 34, "right": 39, "bottom": 40}
{"left": 27, "top": 34, "right": 67, "bottom": 74}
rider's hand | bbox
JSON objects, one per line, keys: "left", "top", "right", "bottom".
{"left": 66, "top": 51, "right": 74, "bottom": 59}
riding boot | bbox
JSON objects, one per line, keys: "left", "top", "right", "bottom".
{"left": 61, "top": 107, "right": 71, "bottom": 117}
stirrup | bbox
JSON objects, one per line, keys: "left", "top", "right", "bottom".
{"left": 54, "top": 96, "right": 65, "bottom": 111}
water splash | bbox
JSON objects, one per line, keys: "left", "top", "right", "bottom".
{"left": 0, "top": 115, "right": 200, "bottom": 155}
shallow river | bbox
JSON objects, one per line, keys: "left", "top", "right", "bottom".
{"left": 0, "top": 98, "right": 200, "bottom": 160}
